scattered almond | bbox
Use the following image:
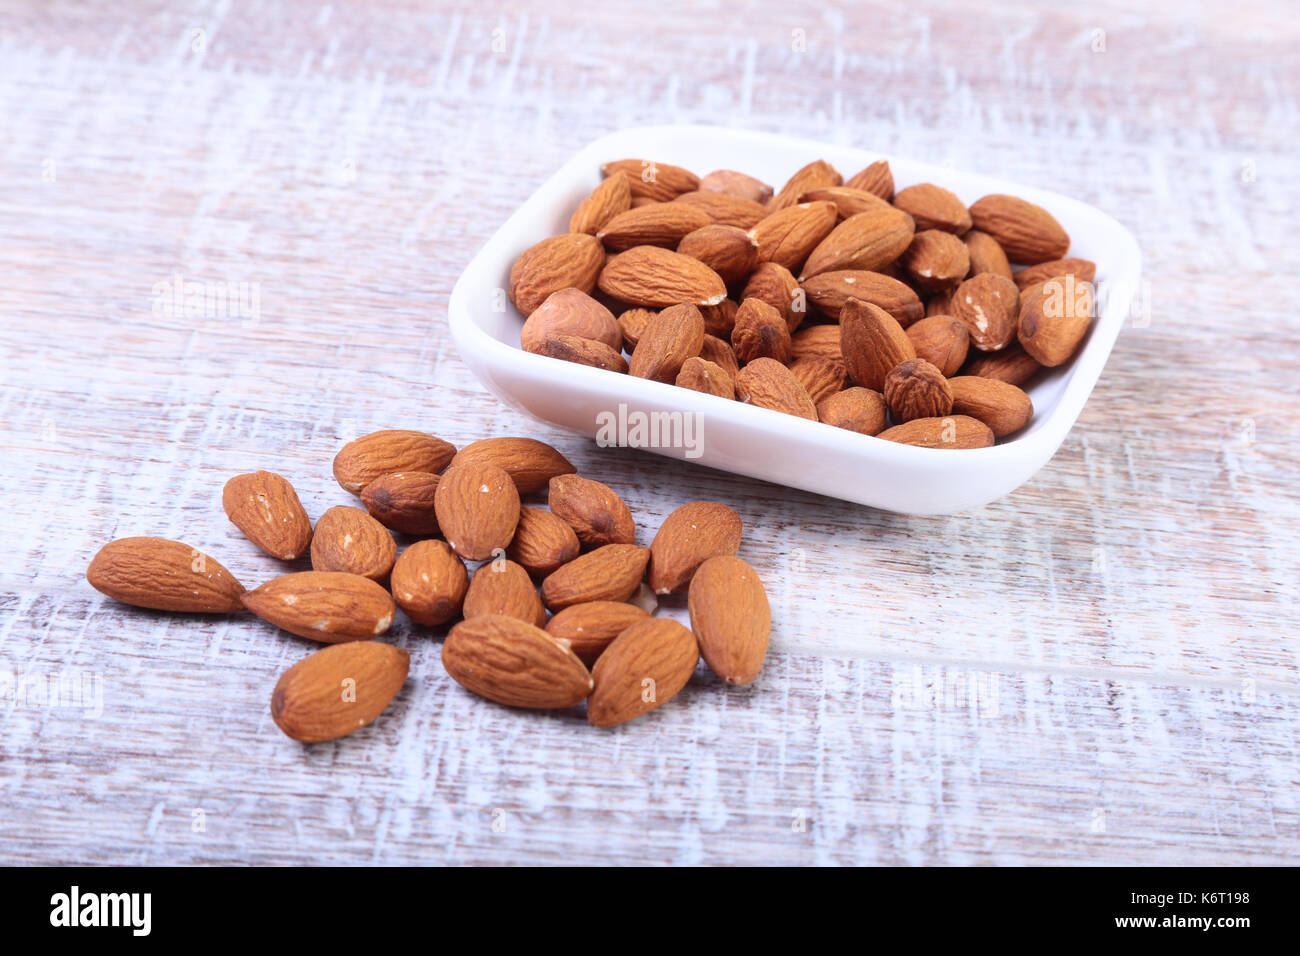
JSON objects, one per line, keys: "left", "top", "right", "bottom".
{"left": 222, "top": 471, "right": 313, "bottom": 560}
{"left": 545, "top": 601, "right": 651, "bottom": 666}
{"left": 688, "top": 555, "right": 771, "bottom": 686}
{"left": 360, "top": 471, "right": 441, "bottom": 536}
{"left": 310, "top": 506, "right": 397, "bottom": 581}
{"left": 464, "top": 559, "right": 548, "bottom": 629}
{"left": 540, "top": 543, "right": 650, "bottom": 610}
{"left": 271, "top": 641, "right": 409, "bottom": 743}
{"left": 333, "top": 430, "right": 456, "bottom": 495}
{"left": 548, "top": 474, "right": 636, "bottom": 548}
{"left": 507, "top": 506, "right": 581, "bottom": 578}
{"left": 87, "top": 537, "right": 246, "bottom": 613}
{"left": 588, "top": 618, "right": 699, "bottom": 727}
{"left": 434, "top": 462, "right": 521, "bottom": 561}
{"left": 443, "top": 614, "right": 593, "bottom": 709}
{"left": 389, "top": 539, "right": 468, "bottom": 627}
{"left": 449, "top": 437, "right": 575, "bottom": 495}
{"left": 648, "top": 501, "right": 743, "bottom": 595}
{"left": 241, "top": 571, "right": 395, "bottom": 642}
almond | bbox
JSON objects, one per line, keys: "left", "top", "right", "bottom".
{"left": 699, "top": 334, "right": 741, "bottom": 378}
{"left": 676, "top": 224, "right": 758, "bottom": 284}
{"left": 617, "top": 307, "right": 656, "bottom": 351}
{"left": 791, "top": 324, "right": 843, "bottom": 362}
{"left": 927, "top": 287, "right": 958, "bottom": 317}
{"left": 545, "top": 601, "right": 651, "bottom": 666}
{"left": 389, "top": 539, "right": 468, "bottom": 626}
{"left": 628, "top": 302, "right": 705, "bottom": 383}
{"left": 87, "top": 537, "right": 246, "bottom": 613}
{"left": 741, "top": 262, "right": 804, "bottom": 331}
{"left": 271, "top": 641, "right": 409, "bottom": 743}
{"left": 310, "top": 506, "right": 397, "bottom": 581}
{"left": 906, "top": 315, "right": 970, "bottom": 377}
{"left": 788, "top": 357, "right": 847, "bottom": 405}
{"left": 884, "top": 359, "right": 954, "bottom": 423}
{"left": 697, "top": 169, "right": 774, "bottom": 204}
{"left": 532, "top": 334, "right": 629, "bottom": 372}
{"left": 434, "top": 461, "right": 521, "bottom": 561}
{"left": 731, "top": 297, "right": 792, "bottom": 364}
{"left": 520, "top": 288, "right": 621, "bottom": 353}
{"left": 839, "top": 298, "right": 917, "bottom": 391}
{"left": 360, "top": 471, "right": 441, "bottom": 536}
{"left": 948, "top": 376, "right": 1034, "bottom": 437}
{"left": 892, "top": 183, "right": 971, "bottom": 234}
{"left": 963, "top": 342, "right": 1042, "bottom": 387}
{"left": 464, "top": 559, "right": 547, "bottom": 628}
{"left": 699, "top": 298, "right": 739, "bottom": 338}
{"left": 333, "top": 430, "right": 457, "bottom": 495}
{"left": 569, "top": 173, "right": 631, "bottom": 235}
{"left": 1018, "top": 276, "right": 1093, "bottom": 366}
{"left": 588, "top": 618, "right": 699, "bottom": 727}
{"left": 647, "top": 501, "right": 743, "bottom": 595}
{"left": 749, "top": 201, "right": 839, "bottom": 273}
{"left": 449, "top": 437, "right": 576, "bottom": 495}
{"left": 968, "top": 194, "right": 1070, "bottom": 264}
{"left": 597, "top": 203, "right": 712, "bottom": 251}
{"left": 768, "top": 159, "right": 842, "bottom": 211}
{"left": 877, "top": 415, "right": 994, "bottom": 449}
{"left": 799, "top": 185, "right": 891, "bottom": 219}
{"left": 508, "top": 233, "right": 606, "bottom": 315}
{"left": 675, "top": 356, "right": 735, "bottom": 398}
{"left": 1012, "top": 257, "right": 1097, "bottom": 290}
{"left": 962, "top": 230, "right": 1013, "bottom": 279}
{"left": 816, "top": 387, "right": 888, "bottom": 435}
{"left": 951, "top": 273, "right": 1021, "bottom": 352}
{"left": 222, "top": 471, "right": 313, "bottom": 560}
{"left": 734, "top": 357, "right": 817, "bottom": 419}
{"left": 801, "top": 206, "right": 916, "bottom": 278}
{"left": 598, "top": 246, "right": 728, "bottom": 308}
{"left": 673, "top": 190, "right": 769, "bottom": 229}
{"left": 800, "top": 270, "right": 923, "bottom": 326}
{"left": 507, "top": 506, "right": 581, "bottom": 578}
{"left": 844, "top": 159, "right": 894, "bottom": 200}
{"left": 688, "top": 555, "right": 770, "bottom": 686}
{"left": 442, "top": 614, "right": 592, "bottom": 709}
{"left": 540, "top": 543, "right": 650, "bottom": 611}
{"left": 602, "top": 159, "right": 699, "bottom": 202}
{"left": 241, "top": 571, "right": 395, "bottom": 642}
{"left": 548, "top": 474, "right": 636, "bottom": 549}
{"left": 901, "top": 229, "right": 970, "bottom": 292}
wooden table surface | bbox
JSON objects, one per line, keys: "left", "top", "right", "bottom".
{"left": 1, "top": 0, "right": 1297, "bottom": 865}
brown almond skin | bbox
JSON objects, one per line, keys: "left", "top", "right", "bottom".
{"left": 520, "top": 288, "right": 621, "bottom": 353}
{"left": 816, "top": 387, "right": 888, "bottom": 435}
{"left": 839, "top": 298, "right": 916, "bottom": 391}
{"left": 601, "top": 159, "right": 699, "bottom": 202}
{"left": 892, "top": 183, "right": 971, "bottom": 234}
{"left": 222, "top": 471, "right": 313, "bottom": 560}
{"left": 901, "top": 229, "right": 970, "bottom": 292}
{"left": 540, "top": 544, "right": 650, "bottom": 611}
{"left": 271, "top": 641, "right": 409, "bottom": 743}
{"left": 731, "top": 297, "right": 792, "bottom": 364}
{"left": 434, "top": 462, "right": 521, "bottom": 562}
{"left": 673, "top": 190, "right": 769, "bottom": 228}
{"left": 949, "top": 376, "right": 1034, "bottom": 437}
{"left": 87, "top": 537, "right": 246, "bottom": 613}
{"left": 969, "top": 194, "right": 1070, "bottom": 264}
{"left": 697, "top": 169, "right": 773, "bottom": 204}
{"left": 390, "top": 539, "right": 468, "bottom": 627}
{"left": 906, "top": 316, "right": 970, "bottom": 377}
{"left": 507, "top": 506, "right": 580, "bottom": 578}
{"left": 508, "top": 233, "right": 605, "bottom": 315}
{"left": 741, "top": 262, "right": 803, "bottom": 332}
{"left": 768, "top": 159, "right": 842, "bottom": 211}
{"left": 648, "top": 501, "right": 743, "bottom": 595}
{"left": 963, "top": 230, "right": 1013, "bottom": 279}
{"left": 699, "top": 298, "right": 739, "bottom": 339}
{"left": 442, "top": 614, "right": 592, "bottom": 709}
{"left": 545, "top": 601, "right": 651, "bottom": 666}
{"left": 676, "top": 224, "right": 758, "bottom": 285}
{"left": 548, "top": 474, "right": 636, "bottom": 548}
{"left": 791, "top": 324, "right": 842, "bottom": 362}
{"left": 242, "top": 571, "right": 395, "bottom": 642}
{"left": 628, "top": 302, "right": 705, "bottom": 383}
{"left": 569, "top": 173, "right": 631, "bottom": 235}
{"left": 333, "top": 430, "right": 457, "bottom": 495}
{"left": 749, "top": 200, "right": 839, "bottom": 273}
{"left": 310, "top": 506, "right": 397, "bottom": 581}
{"left": 588, "top": 618, "right": 699, "bottom": 727}
{"left": 927, "top": 287, "right": 958, "bottom": 317}
{"left": 951, "top": 273, "right": 1022, "bottom": 352}
{"left": 884, "top": 359, "right": 955, "bottom": 423}
{"left": 789, "top": 357, "right": 847, "bottom": 405}
{"left": 533, "top": 334, "right": 629, "bottom": 373}
{"left": 877, "top": 415, "right": 994, "bottom": 449}
{"left": 844, "top": 159, "right": 894, "bottom": 200}
{"left": 617, "top": 307, "right": 656, "bottom": 352}
{"left": 699, "top": 334, "right": 740, "bottom": 378}
{"left": 360, "top": 471, "right": 441, "bottom": 536}
{"left": 676, "top": 356, "right": 735, "bottom": 398}
{"left": 688, "top": 555, "right": 771, "bottom": 686}
{"left": 597, "top": 245, "right": 728, "bottom": 308}
{"left": 801, "top": 207, "right": 916, "bottom": 278}
{"left": 463, "top": 559, "right": 547, "bottom": 629}
{"left": 734, "top": 358, "right": 818, "bottom": 420}
{"left": 1012, "top": 257, "right": 1096, "bottom": 290}
{"left": 801, "top": 270, "right": 924, "bottom": 326}
{"left": 449, "top": 438, "right": 575, "bottom": 495}
{"left": 1018, "top": 277, "right": 1093, "bottom": 366}
{"left": 964, "top": 342, "right": 1042, "bottom": 387}
{"left": 597, "top": 202, "right": 712, "bottom": 251}
{"left": 799, "top": 185, "right": 890, "bottom": 219}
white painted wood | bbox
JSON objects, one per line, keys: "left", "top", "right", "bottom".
{"left": 0, "top": 0, "right": 1297, "bottom": 865}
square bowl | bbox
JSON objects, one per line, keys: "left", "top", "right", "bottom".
{"left": 448, "top": 125, "right": 1140, "bottom": 515}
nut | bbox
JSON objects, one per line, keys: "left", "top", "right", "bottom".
{"left": 241, "top": 571, "right": 395, "bottom": 642}
{"left": 222, "top": 471, "right": 313, "bottom": 560}
{"left": 433, "top": 461, "right": 521, "bottom": 561}
{"left": 884, "top": 359, "right": 954, "bottom": 423}
{"left": 948, "top": 376, "right": 1034, "bottom": 437}
{"left": 442, "top": 614, "right": 592, "bottom": 709}
{"left": 688, "top": 555, "right": 771, "bottom": 686}
{"left": 647, "top": 501, "right": 743, "bottom": 595}
{"left": 906, "top": 315, "right": 970, "bottom": 377}
{"left": 333, "top": 430, "right": 456, "bottom": 495}
{"left": 271, "top": 641, "right": 409, "bottom": 743}
{"left": 548, "top": 474, "right": 636, "bottom": 548}
{"left": 310, "top": 505, "right": 397, "bottom": 581}
{"left": 87, "top": 537, "right": 245, "bottom": 613}
{"left": 839, "top": 298, "right": 917, "bottom": 392}
{"left": 463, "top": 559, "right": 548, "bottom": 629}
{"left": 587, "top": 618, "right": 699, "bottom": 727}
{"left": 389, "top": 539, "right": 468, "bottom": 627}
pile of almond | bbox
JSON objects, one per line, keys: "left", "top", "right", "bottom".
{"left": 85, "top": 432, "right": 769, "bottom": 741}
{"left": 510, "top": 157, "right": 1097, "bottom": 447}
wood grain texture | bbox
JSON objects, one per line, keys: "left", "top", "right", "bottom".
{"left": 0, "top": 0, "right": 1297, "bottom": 865}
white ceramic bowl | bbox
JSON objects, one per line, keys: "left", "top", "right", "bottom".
{"left": 448, "top": 125, "right": 1140, "bottom": 514}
